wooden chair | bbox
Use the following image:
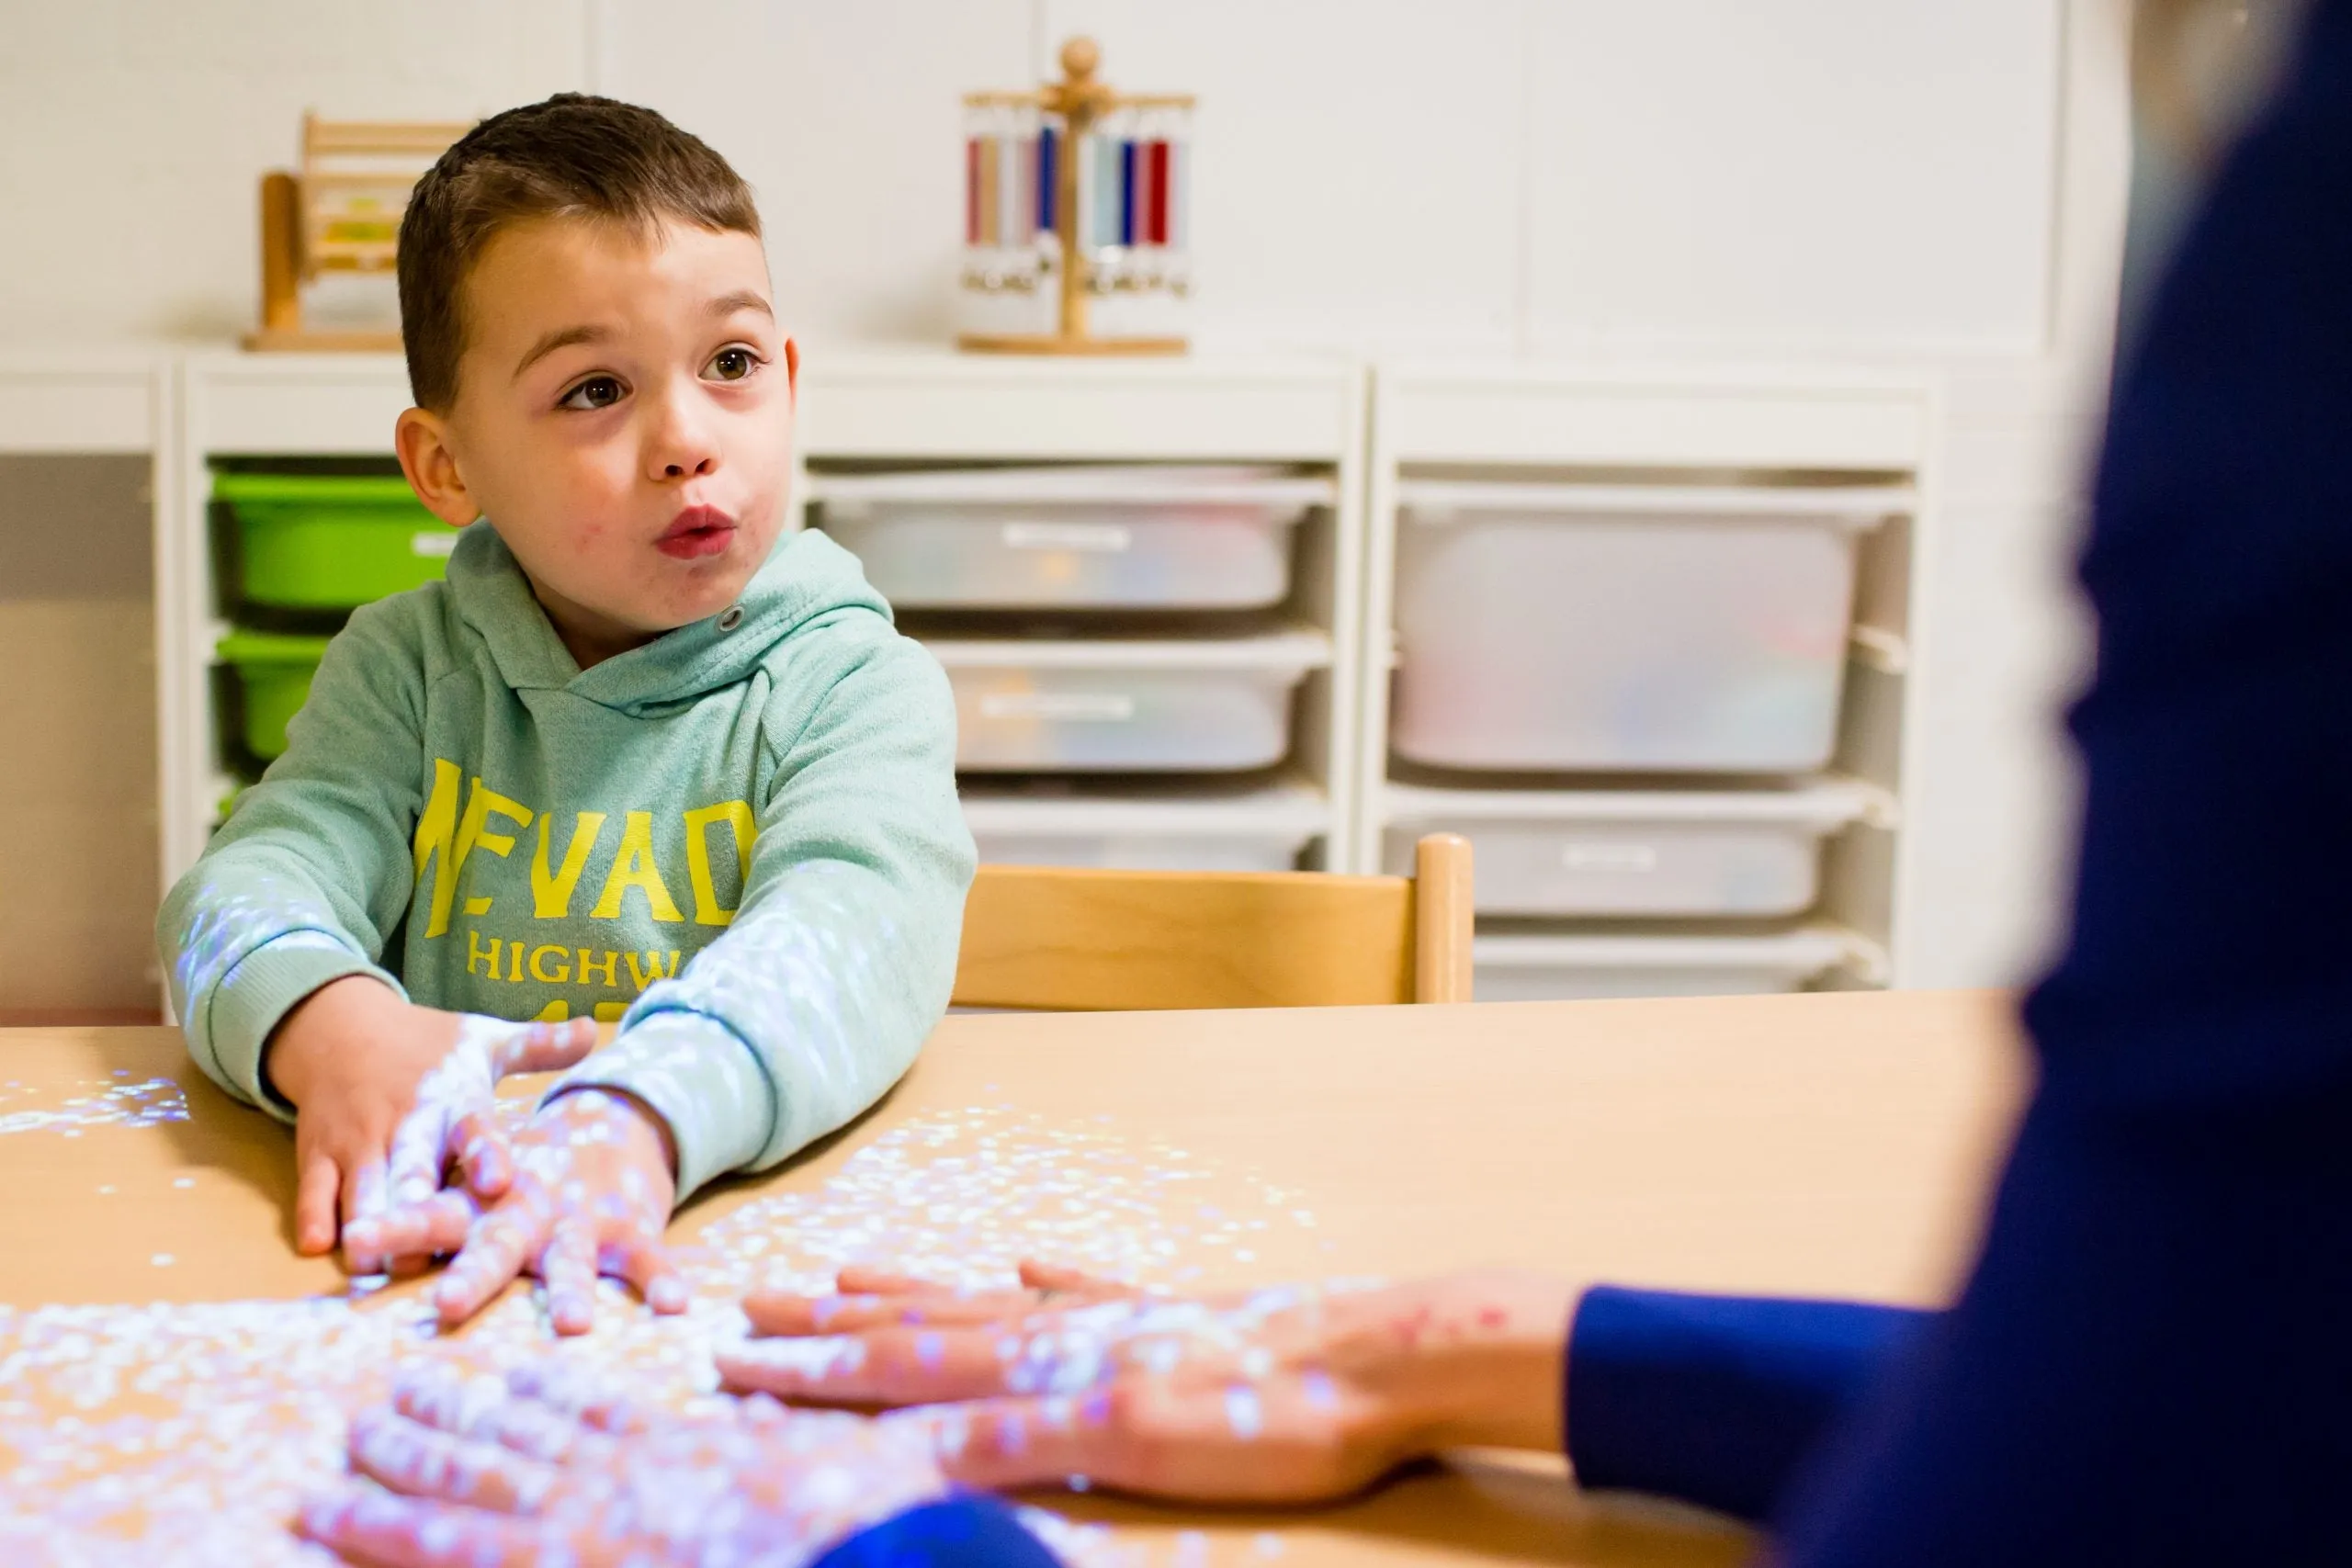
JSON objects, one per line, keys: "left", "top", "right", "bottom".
{"left": 952, "top": 833, "right": 1474, "bottom": 1010}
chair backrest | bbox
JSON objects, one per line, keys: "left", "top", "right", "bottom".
{"left": 952, "top": 833, "right": 1473, "bottom": 1010}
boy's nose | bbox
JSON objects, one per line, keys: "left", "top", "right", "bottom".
{"left": 647, "top": 391, "right": 722, "bottom": 480}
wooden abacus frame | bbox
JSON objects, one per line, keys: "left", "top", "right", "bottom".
{"left": 243, "top": 114, "right": 469, "bottom": 354}
{"left": 958, "top": 38, "right": 1193, "bottom": 357}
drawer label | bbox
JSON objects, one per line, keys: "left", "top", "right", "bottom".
{"left": 1001, "top": 521, "right": 1133, "bottom": 553}
{"left": 1559, "top": 841, "right": 1658, "bottom": 873}
{"left": 979, "top": 692, "right": 1136, "bottom": 722}
{"left": 411, "top": 531, "right": 461, "bottom": 558}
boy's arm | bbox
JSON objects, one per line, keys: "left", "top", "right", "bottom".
{"left": 553, "top": 628, "right": 974, "bottom": 1199}
{"left": 156, "top": 604, "right": 427, "bottom": 1117}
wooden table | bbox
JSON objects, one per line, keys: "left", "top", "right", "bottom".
{"left": 0, "top": 990, "right": 2026, "bottom": 1565}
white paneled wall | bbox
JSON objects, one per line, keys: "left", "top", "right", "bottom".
{"left": 1522, "top": 2, "right": 2063, "bottom": 358}
{"left": 593, "top": 0, "right": 1034, "bottom": 348}
{"left": 0, "top": 0, "right": 588, "bottom": 345}
{"left": 2, "top": 0, "right": 2083, "bottom": 362}
{"left": 1032, "top": 0, "right": 1529, "bottom": 354}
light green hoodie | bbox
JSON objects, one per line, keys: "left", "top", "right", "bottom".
{"left": 158, "top": 523, "right": 974, "bottom": 1199}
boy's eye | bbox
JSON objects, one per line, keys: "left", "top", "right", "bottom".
{"left": 707, "top": 347, "right": 758, "bottom": 382}
{"left": 560, "top": 376, "right": 626, "bottom": 411}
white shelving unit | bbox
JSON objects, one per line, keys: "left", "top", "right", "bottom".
{"left": 797, "top": 351, "right": 1368, "bottom": 874}
{"left": 0, "top": 354, "right": 164, "bottom": 457}
{"left": 1359, "top": 363, "right": 1937, "bottom": 992}
{"left": 161, "top": 353, "right": 416, "bottom": 888}
{"left": 159, "top": 352, "right": 1934, "bottom": 996}
{"left": 158, "top": 350, "right": 1369, "bottom": 890}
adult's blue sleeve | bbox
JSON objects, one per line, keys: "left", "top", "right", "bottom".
{"left": 811, "top": 1495, "right": 1064, "bottom": 1568}
{"left": 1565, "top": 1286, "right": 1927, "bottom": 1522}
{"left": 1763, "top": 5, "right": 2352, "bottom": 1563}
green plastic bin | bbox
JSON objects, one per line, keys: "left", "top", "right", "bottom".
{"left": 218, "top": 630, "right": 331, "bottom": 761}
{"left": 213, "top": 472, "right": 460, "bottom": 611}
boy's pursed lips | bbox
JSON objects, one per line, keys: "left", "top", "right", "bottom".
{"left": 657, "top": 503, "right": 739, "bottom": 560}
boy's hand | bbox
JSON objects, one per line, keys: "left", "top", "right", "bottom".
{"left": 339, "top": 1015, "right": 600, "bottom": 1273}
{"left": 266, "top": 978, "right": 463, "bottom": 1257}
{"left": 264, "top": 980, "right": 596, "bottom": 1261}
{"left": 356, "top": 1089, "right": 688, "bottom": 1335}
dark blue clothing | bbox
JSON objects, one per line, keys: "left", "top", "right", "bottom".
{"left": 825, "top": 2, "right": 2352, "bottom": 1560}
{"left": 1563, "top": 1288, "right": 1927, "bottom": 1523}
{"left": 1766, "top": 6, "right": 2352, "bottom": 1558}
{"left": 812, "top": 1495, "right": 1060, "bottom": 1568}
{"left": 1589, "top": 4, "right": 2352, "bottom": 1559}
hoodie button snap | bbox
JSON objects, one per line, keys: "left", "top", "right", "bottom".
{"left": 717, "top": 605, "right": 745, "bottom": 632}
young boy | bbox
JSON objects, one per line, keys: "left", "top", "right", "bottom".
{"left": 156, "top": 95, "right": 974, "bottom": 1333}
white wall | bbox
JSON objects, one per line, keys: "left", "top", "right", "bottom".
{"left": 0, "top": 0, "right": 588, "bottom": 346}
{"left": 0, "top": 0, "right": 2125, "bottom": 991}
{"left": 1897, "top": 0, "right": 2130, "bottom": 990}
{"left": 6, "top": 0, "right": 2073, "bottom": 362}
{"left": 595, "top": 0, "right": 2066, "bottom": 359}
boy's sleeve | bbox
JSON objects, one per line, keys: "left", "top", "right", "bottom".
{"left": 555, "top": 629, "right": 975, "bottom": 1199}
{"left": 155, "top": 604, "right": 427, "bottom": 1117}
{"left": 1566, "top": 1285, "right": 1929, "bottom": 1523}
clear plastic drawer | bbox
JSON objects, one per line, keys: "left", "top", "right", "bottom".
{"left": 1391, "top": 481, "right": 1905, "bottom": 773}
{"left": 962, "top": 783, "right": 1327, "bottom": 871}
{"left": 1474, "top": 928, "right": 1853, "bottom": 1001}
{"left": 931, "top": 631, "right": 1329, "bottom": 773}
{"left": 814, "top": 466, "right": 1327, "bottom": 611}
{"left": 1383, "top": 779, "right": 1874, "bottom": 918}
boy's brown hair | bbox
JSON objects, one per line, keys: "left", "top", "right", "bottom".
{"left": 396, "top": 94, "right": 762, "bottom": 412}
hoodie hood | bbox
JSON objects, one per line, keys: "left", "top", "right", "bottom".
{"left": 443, "top": 522, "right": 892, "bottom": 717}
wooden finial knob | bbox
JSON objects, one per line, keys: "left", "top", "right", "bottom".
{"left": 1060, "top": 36, "right": 1101, "bottom": 81}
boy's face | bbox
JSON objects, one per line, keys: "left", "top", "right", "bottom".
{"left": 395, "top": 216, "right": 797, "bottom": 664}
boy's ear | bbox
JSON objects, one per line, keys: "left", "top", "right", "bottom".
{"left": 395, "top": 407, "right": 482, "bottom": 528}
{"left": 784, "top": 336, "right": 799, "bottom": 400}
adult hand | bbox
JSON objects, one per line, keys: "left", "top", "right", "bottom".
{"left": 299, "top": 1361, "right": 955, "bottom": 1567}
{"left": 720, "top": 1266, "right": 1574, "bottom": 1504}
{"left": 347, "top": 1089, "right": 687, "bottom": 1334}
{"left": 264, "top": 980, "right": 594, "bottom": 1259}
{"left": 741, "top": 1259, "right": 1138, "bottom": 1335}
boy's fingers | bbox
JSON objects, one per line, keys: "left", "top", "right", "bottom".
{"left": 345, "top": 1190, "right": 478, "bottom": 1274}
{"left": 295, "top": 1152, "right": 341, "bottom": 1256}
{"left": 384, "top": 1107, "right": 454, "bottom": 1211}
{"left": 537, "top": 1220, "right": 600, "bottom": 1337}
{"left": 492, "top": 1017, "right": 597, "bottom": 1077}
{"left": 298, "top": 1481, "right": 548, "bottom": 1567}
{"left": 347, "top": 1405, "right": 560, "bottom": 1516}
{"left": 434, "top": 1204, "right": 541, "bottom": 1328}
{"left": 716, "top": 1324, "right": 1024, "bottom": 1406}
{"left": 344, "top": 1156, "right": 390, "bottom": 1228}
{"left": 450, "top": 1111, "right": 511, "bottom": 1199}
{"left": 609, "top": 1233, "right": 690, "bottom": 1316}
